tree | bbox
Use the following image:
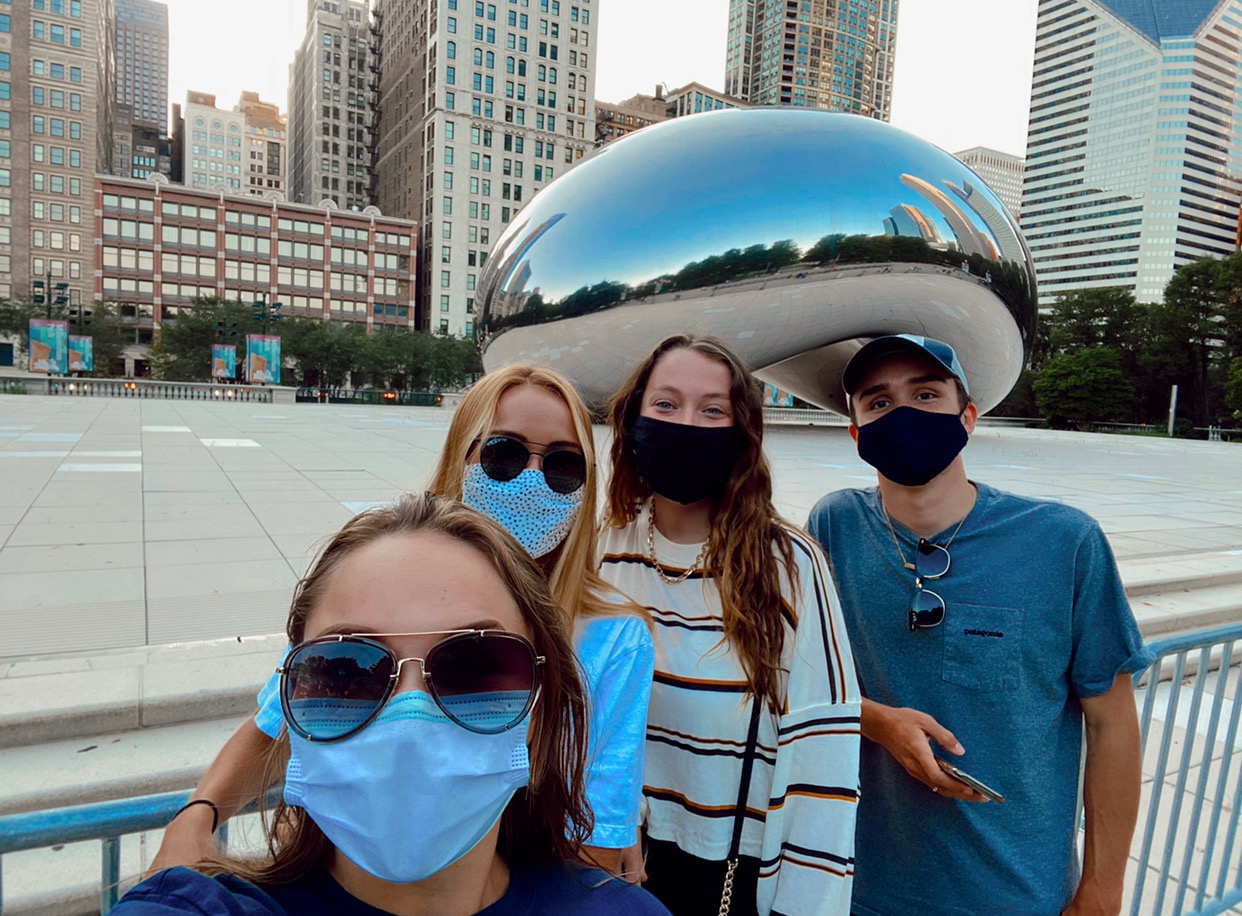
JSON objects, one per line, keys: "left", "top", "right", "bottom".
{"left": 1032, "top": 348, "right": 1137, "bottom": 429}
{"left": 1045, "top": 288, "right": 1140, "bottom": 356}
{"left": 1227, "top": 357, "right": 1242, "bottom": 421}
{"left": 147, "top": 297, "right": 261, "bottom": 381}
{"left": 1153, "top": 258, "right": 1229, "bottom": 424}
{"left": 0, "top": 297, "right": 129, "bottom": 375}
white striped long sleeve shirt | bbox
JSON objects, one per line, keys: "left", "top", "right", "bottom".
{"left": 599, "top": 504, "right": 861, "bottom": 916}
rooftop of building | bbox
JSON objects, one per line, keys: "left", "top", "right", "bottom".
{"left": 1096, "top": 0, "right": 1221, "bottom": 43}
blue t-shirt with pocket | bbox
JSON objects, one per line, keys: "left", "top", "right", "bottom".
{"left": 807, "top": 482, "right": 1153, "bottom": 916}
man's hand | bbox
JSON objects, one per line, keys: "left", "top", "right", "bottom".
{"left": 860, "top": 698, "right": 987, "bottom": 802}
{"left": 145, "top": 802, "right": 219, "bottom": 877}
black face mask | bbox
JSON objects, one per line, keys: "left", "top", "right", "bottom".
{"left": 855, "top": 405, "right": 968, "bottom": 487}
{"left": 629, "top": 415, "right": 746, "bottom": 505}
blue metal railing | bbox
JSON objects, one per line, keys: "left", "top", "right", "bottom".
{"left": 1130, "top": 624, "right": 1242, "bottom": 916}
{"left": 2, "top": 625, "right": 1241, "bottom": 915}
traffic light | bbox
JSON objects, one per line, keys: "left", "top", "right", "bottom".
{"left": 252, "top": 299, "right": 265, "bottom": 321}
{"left": 270, "top": 301, "right": 283, "bottom": 323}
{"left": 32, "top": 280, "right": 46, "bottom": 306}
{"left": 216, "top": 319, "right": 226, "bottom": 339}
{"left": 53, "top": 283, "right": 70, "bottom": 306}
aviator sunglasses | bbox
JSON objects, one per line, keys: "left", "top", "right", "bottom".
{"left": 278, "top": 630, "right": 545, "bottom": 742}
{"left": 475, "top": 436, "right": 587, "bottom": 495}
{"left": 908, "top": 538, "right": 951, "bottom": 632}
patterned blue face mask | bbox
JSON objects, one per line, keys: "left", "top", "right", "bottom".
{"left": 462, "top": 464, "right": 583, "bottom": 558}
{"left": 284, "top": 690, "right": 530, "bottom": 884}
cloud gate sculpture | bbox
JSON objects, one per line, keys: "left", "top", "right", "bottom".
{"left": 476, "top": 109, "right": 1036, "bottom": 416}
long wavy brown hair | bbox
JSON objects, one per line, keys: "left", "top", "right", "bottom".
{"left": 429, "top": 363, "right": 641, "bottom": 624}
{"left": 605, "top": 334, "right": 796, "bottom": 714}
{"left": 199, "top": 493, "right": 592, "bottom": 884}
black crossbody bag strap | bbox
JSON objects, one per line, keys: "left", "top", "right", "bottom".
{"left": 718, "top": 698, "right": 763, "bottom": 916}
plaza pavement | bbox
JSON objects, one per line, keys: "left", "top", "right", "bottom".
{"left": 1, "top": 394, "right": 1242, "bottom": 914}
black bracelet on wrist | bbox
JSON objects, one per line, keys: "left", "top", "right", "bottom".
{"left": 174, "top": 798, "right": 220, "bottom": 833}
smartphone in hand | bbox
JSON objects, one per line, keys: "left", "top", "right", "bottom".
{"left": 935, "top": 758, "right": 1005, "bottom": 803}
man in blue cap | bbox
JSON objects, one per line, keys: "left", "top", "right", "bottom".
{"left": 807, "top": 335, "right": 1152, "bottom": 916}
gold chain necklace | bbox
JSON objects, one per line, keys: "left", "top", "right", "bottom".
{"left": 647, "top": 501, "right": 710, "bottom": 585}
{"left": 881, "top": 486, "right": 975, "bottom": 570}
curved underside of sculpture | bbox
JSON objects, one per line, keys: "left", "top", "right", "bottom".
{"left": 477, "top": 109, "right": 1037, "bottom": 416}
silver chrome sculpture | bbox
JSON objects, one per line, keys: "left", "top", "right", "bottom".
{"left": 477, "top": 109, "right": 1036, "bottom": 415}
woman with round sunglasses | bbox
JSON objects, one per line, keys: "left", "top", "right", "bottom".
{"left": 113, "top": 494, "right": 670, "bottom": 916}
{"left": 151, "top": 365, "right": 654, "bottom": 882}
{"left": 599, "top": 334, "right": 861, "bottom": 916}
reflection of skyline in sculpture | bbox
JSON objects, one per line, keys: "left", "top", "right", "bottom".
{"left": 884, "top": 204, "right": 944, "bottom": 246}
{"left": 945, "top": 179, "right": 1025, "bottom": 267}
{"left": 898, "top": 174, "right": 999, "bottom": 261}
{"left": 477, "top": 110, "right": 1037, "bottom": 417}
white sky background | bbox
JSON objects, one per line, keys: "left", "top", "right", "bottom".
{"left": 165, "top": 0, "right": 1039, "bottom": 158}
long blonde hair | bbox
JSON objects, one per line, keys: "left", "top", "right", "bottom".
{"left": 430, "top": 363, "right": 639, "bottom": 623}
{"left": 606, "top": 335, "right": 796, "bottom": 715}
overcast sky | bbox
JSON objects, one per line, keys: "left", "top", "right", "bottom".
{"left": 165, "top": 0, "right": 1039, "bottom": 157}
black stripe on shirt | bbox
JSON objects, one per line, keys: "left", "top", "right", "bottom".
{"left": 767, "top": 783, "right": 859, "bottom": 809}
{"left": 647, "top": 731, "right": 778, "bottom": 768}
{"left": 643, "top": 786, "right": 769, "bottom": 823}
{"left": 760, "top": 842, "right": 854, "bottom": 872}
{"left": 601, "top": 551, "right": 714, "bottom": 581}
{"left": 653, "top": 670, "right": 750, "bottom": 693}
{"left": 778, "top": 714, "right": 861, "bottom": 737}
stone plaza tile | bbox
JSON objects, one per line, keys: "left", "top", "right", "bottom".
{"left": 143, "top": 536, "right": 284, "bottom": 567}
{"left": 0, "top": 542, "right": 145, "bottom": 574}
{"left": 146, "top": 590, "right": 291, "bottom": 645}
{"left": 143, "top": 516, "right": 269, "bottom": 542}
{"left": 145, "top": 558, "right": 299, "bottom": 602}
{"left": 7, "top": 521, "right": 145, "bottom": 547}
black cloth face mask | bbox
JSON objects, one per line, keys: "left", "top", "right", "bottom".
{"left": 855, "top": 405, "right": 969, "bottom": 487}
{"left": 629, "top": 415, "right": 746, "bottom": 505}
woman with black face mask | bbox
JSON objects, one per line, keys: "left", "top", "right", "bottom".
{"left": 600, "top": 334, "right": 861, "bottom": 916}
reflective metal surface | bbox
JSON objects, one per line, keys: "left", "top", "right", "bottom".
{"left": 477, "top": 109, "right": 1036, "bottom": 415}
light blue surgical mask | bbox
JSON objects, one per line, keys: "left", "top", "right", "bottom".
{"left": 462, "top": 464, "right": 583, "bottom": 558}
{"left": 284, "top": 690, "right": 530, "bottom": 884}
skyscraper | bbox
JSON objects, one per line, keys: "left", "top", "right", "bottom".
{"left": 727, "top": 0, "right": 897, "bottom": 117}
{"left": 113, "top": 0, "right": 166, "bottom": 127}
{"left": 373, "top": 0, "right": 598, "bottom": 335}
{"left": 287, "top": 0, "right": 378, "bottom": 209}
{"left": 954, "top": 147, "right": 1023, "bottom": 220}
{"left": 237, "top": 90, "right": 288, "bottom": 197}
{"left": 1021, "top": 0, "right": 1242, "bottom": 307}
{"left": 0, "top": 0, "right": 115, "bottom": 306}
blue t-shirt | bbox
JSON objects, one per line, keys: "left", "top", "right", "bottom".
{"left": 112, "top": 863, "right": 671, "bottom": 915}
{"left": 807, "top": 482, "right": 1153, "bottom": 916}
{"left": 255, "top": 615, "right": 654, "bottom": 849}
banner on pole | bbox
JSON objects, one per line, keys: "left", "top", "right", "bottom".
{"left": 68, "top": 335, "right": 94, "bottom": 373}
{"left": 212, "top": 344, "right": 237, "bottom": 380}
{"left": 28, "top": 320, "right": 69, "bottom": 374}
{"left": 246, "top": 335, "right": 281, "bottom": 385}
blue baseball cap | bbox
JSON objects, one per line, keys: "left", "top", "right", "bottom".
{"left": 841, "top": 334, "right": 970, "bottom": 398}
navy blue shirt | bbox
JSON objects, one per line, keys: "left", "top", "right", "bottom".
{"left": 114, "top": 863, "right": 671, "bottom": 916}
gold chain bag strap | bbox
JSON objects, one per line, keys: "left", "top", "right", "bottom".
{"left": 718, "top": 699, "right": 763, "bottom": 916}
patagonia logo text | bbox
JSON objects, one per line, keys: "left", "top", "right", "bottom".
{"left": 963, "top": 628, "right": 1004, "bottom": 639}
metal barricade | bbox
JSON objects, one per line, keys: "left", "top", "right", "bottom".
{"left": 1130, "top": 623, "right": 1242, "bottom": 916}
